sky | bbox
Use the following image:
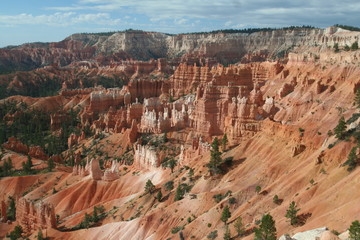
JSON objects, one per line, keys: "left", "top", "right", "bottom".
{"left": 0, "top": 0, "right": 360, "bottom": 47}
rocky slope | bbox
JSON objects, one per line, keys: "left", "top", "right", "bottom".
{"left": 0, "top": 26, "right": 360, "bottom": 240}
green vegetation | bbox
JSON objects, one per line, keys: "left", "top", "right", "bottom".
{"left": 164, "top": 180, "right": 174, "bottom": 191}
{"left": 349, "top": 220, "right": 360, "bottom": 240}
{"left": 343, "top": 147, "right": 359, "bottom": 171}
{"left": 207, "top": 230, "right": 218, "bottom": 240}
{"left": 355, "top": 89, "right": 360, "bottom": 108}
{"left": 174, "top": 183, "right": 192, "bottom": 201}
{"left": 221, "top": 134, "right": 228, "bottom": 151}
{"left": 47, "top": 158, "right": 55, "bottom": 172}
{"left": 161, "top": 157, "right": 177, "bottom": 173}
{"left": 145, "top": 179, "right": 156, "bottom": 194}
{"left": 207, "top": 137, "right": 223, "bottom": 175}
{"left": 72, "top": 205, "right": 106, "bottom": 230}
{"left": 7, "top": 196, "right": 16, "bottom": 221}
{"left": 7, "top": 225, "right": 23, "bottom": 240}
{"left": 273, "top": 195, "right": 280, "bottom": 204}
{"left": 352, "top": 42, "right": 359, "bottom": 50}
{"left": 212, "top": 191, "right": 232, "bottom": 203}
{"left": 156, "top": 190, "right": 163, "bottom": 202}
{"left": 234, "top": 216, "right": 245, "bottom": 237}
{"left": 254, "top": 214, "right": 277, "bottom": 240}
{"left": 171, "top": 226, "right": 184, "bottom": 234}
{"left": 255, "top": 185, "right": 262, "bottom": 194}
{"left": 22, "top": 155, "right": 33, "bottom": 174}
{"left": 224, "top": 225, "right": 231, "bottom": 240}
{"left": 334, "top": 43, "right": 340, "bottom": 52}
{"left": 1, "top": 157, "right": 14, "bottom": 177}
{"left": 334, "top": 116, "right": 347, "bottom": 140}
{"left": 285, "top": 201, "right": 300, "bottom": 226}
{"left": 178, "top": 25, "right": 316, "bottom": 36}
{"left": 334, "top": 24, "right": 360, "bottom": 32}
{"left": 221, "top": 205, "right": 231, "bottom": 224}
{"left": 0, "top": 101, "right": 80, "bottom": 156}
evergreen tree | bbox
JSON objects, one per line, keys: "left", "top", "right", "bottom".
{"left": 221, "top": 205, "right": 231, "bottom": 224}
{"left": 334, "top": 116, "right": 347, "bottom": 140}
{"left": 162, "top": 157, "right": 177, "bottom": 173}
{"left": 224, "top": 225, "right": 231, "bottom": 240}
{"left": 254, "top": 214, "right": 277, "bottom": 240}
{"left": 334, "top": 43, "right": 340, "bottom": 52}
{"left": 156, "top": 190, "right": 163, "bottom": 202}
{"left": 354, "top": 89, "right": 360, "bottom": 108}
{"left": 174, "top": 184, "right": 185, "bottom": 201}
{"left": 7, "top": 196, "right": 16, "bottom": 221}
{"left": 207, "top": 137, "right": 222, "bottom": 175}
{"left": 344, "top": 147, "right": 359, "bottom": 171}
{"left": 2, "top": 158, "right": 13, "bottom": 176}
{"left": 234, "top": 216, "right": 245, "bottom": 237}
{"left": 163, "top": 132, "right": 168, "bottom": 143}
{"left": 37, "top": 229, "right": 44, "bottom": 240}
{"left": 81, "top": 213, "right": 92, "bottom": 229}
{"left": 351, "top": 41, "right": 359, "bottom": 50}
{"left": 8, "top": 225, "right": 23, "bottom": 240}
{"left": 22, "top": 155, "right": 33, "bottom": 174}
{"left": 221, "top": 134, "right": 228, "bottom": 151}
{"left": 92, "top": 206, "right": 99, "bottom": 223}
{"left": 145, "top": 179, "right": 156, "bottom": 194}
{"left": 349, "top": 220, "right": 360, "bottom": 240}
{"left": 285, "top": 201, "right": 300, "bottom": 226}
{"left": 47, "top": 158, "right": 55, "bottom": 172}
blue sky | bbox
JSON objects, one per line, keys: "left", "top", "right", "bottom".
{"left": 1, "top": 0, "right": 360, "bottom": 47}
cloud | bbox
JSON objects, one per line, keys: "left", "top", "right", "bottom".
{"left": 47, "top": 0, "right": 360, "bottom": 28}
{"left": 0, "top": 12, "right": 121, "bottom": 27}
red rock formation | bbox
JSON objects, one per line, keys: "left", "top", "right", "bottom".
{"left": 16, "top": 198, "right": 56, "bottom": 232}
{"left": 2, "top": 137, "right": 29, "bottom": 154}
{"left": 28, "top": 146, "right": 48, "bottom": 160}
{"left": 0, "top": 201, "right": 7, "bottom": 223}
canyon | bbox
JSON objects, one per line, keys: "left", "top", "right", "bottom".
{"left": 0, "top": 26, "right": 360, "bottom": 240}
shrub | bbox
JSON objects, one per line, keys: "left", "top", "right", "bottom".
{"left": 349, "top": 220, "right": 360, "bottom": 240}
{"left": 164, "top": 181, "right": 174, "bottom": 191}
{"left": 207, "top": 230, "right": 218, "bottom": 240}
{"left": 171, "top": 226, "right": 183, "bottom": 234}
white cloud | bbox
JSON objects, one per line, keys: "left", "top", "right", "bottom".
{"left": 0, "top": 12, "right": 121, "bottom": 27}
{"left": 47, "top": 0, "right": 360, "bottom": 28}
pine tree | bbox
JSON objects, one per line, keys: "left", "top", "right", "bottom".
{"left": 162, "top": 157, "right": 177, "bottom": 173}
{"left": 344, "top": 147, "right": 358, "bottom": 171}
{"left": 224, "top": 225, "right": 231, "bottom": 240}
{"left": 221, "top": 134, "right": 228, "bottom": 151}
{"left": 221, "top": 205, "right": 231, "bottom": 224}
{"left": 174, "top": 184, "right": 185, "bottom": 201}
{"left": 47, "top": 158, "right": 55, "bottom": 172}
{"left": 285, "top": 201, "right": 300, "bottom": 226}
{"left": 7, "top": 196, "right": 16, "bottom": 221}
{"left": 334, "top": 116, "right": 347, "bottom": 140}
{"left": 355, "top": 89, "right": 360, "bottom": 108}
{"left": 8, "top": 225, "right": 23, "bottom": 240}
{"left": 22, "top": 155, "right": 33, "bottom": 174}
{"left": 254, "top": 214, "right": 277, "bottom": 240}
{"left": 156, "top": 190, "right": 163, "bottom": 202}
{"left": 37, "top": 229, "right": 44, "bottom": 240}
{"left": 351, "top": 41, "right": 359, "bottom": 50}
{"left": 207, "top": 137, "right": 222, "bottom": 175}
{"left": 234, "top": 216, "right": 245, "bottom": 237}
{"left": 92, "top": 206, "right": 99, "bottom": 222}
{"left": 145, "top": 179, "right": 156, "bottom": 194}
{"left": 349, "top": 220, "right": 360, "bottom": 240}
